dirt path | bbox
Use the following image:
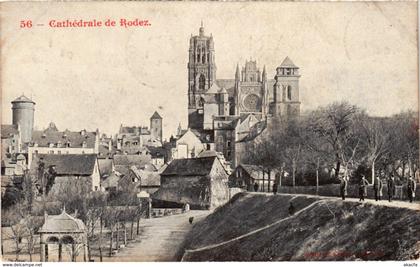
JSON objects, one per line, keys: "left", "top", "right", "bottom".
{"left": 107, "top": 210, "right": 211, "bottom": 262}
{"left": 255, "top": 193, "right": 420, "bottom": 210}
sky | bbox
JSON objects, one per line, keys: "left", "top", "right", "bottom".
{"left": 1, "top": 2, "right": 418, "bottom": 140}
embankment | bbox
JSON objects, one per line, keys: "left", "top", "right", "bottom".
{"left": 181, "top": 193, "right": 420, "bottom": 261}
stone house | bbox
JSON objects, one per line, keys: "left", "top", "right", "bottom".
{"left": 27, "top": 122, "right": 100, "bottom": 168}
{"left": 152, "top": 156, "right": 229, "bottom": 209}
{"left": 229, "top": 163, "right": 278, "bottom": 192}
{"left": 31, "top": 154, "right": 101, "bottom": 192}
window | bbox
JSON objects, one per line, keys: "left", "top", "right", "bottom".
{"left": 206, "top": 144, "right": 211, "bottom": 150}
{"left": 287, "top": 85, "right": 292, "bottom": 100}
{"left": 199, "top": 74, "right": 205, "bottom": 90}
{"left": 218, "top": 136, "right": 223, "bottom": 143}
{"left": 50, "top": 150, "right": 54, "bottom": 154}
{"left": 57, "top": 150, "right": 61, "bottom": 154}
{"left": 227, "top": 141, "right": 231, "bottom": 148}
{"left": 227, "top": 151, "right": 231, "bottom": 157}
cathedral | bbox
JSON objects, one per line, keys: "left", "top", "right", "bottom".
{"left": 186, "top": 23, "right": 302, "bottom": 167}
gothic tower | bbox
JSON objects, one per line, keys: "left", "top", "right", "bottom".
{"left": 150, "top": 111, "right": 163, "bottom": 142}
{"left": 187, "top": 22, "right": 217, "bottom": 129}
{"left": 270, "top": 57, "right": 301, "bottom": 120}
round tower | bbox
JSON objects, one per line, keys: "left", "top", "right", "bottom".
{"left": 12, "top": 95, "right": 35, "bottom": 144}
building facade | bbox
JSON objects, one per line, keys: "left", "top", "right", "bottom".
{"left": 27, "top": 122, "right": 99, "bottom": 168}
{"left": 186, "top": 24, "right": 302, "bottom": 167}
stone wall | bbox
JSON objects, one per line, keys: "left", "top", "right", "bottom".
{"left": 277, "top": 184, "right": 420, "bottom": 201}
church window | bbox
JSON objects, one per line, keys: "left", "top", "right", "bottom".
{"left": 287, "top": 85, "right": 292, "bottom": 100}
{"left": 207, "top": 53, "right": 209, "bottom": 63}
{"left": 199, "top": 98, "right": 204, "bottom": 107}
{"left": 227, "top": 141, "right": 231, "bottom": 148}
{"left": 199, "top": 74, "right": 205, "bottom": 90}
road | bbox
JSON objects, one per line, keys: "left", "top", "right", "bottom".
{"left": 107, "top": 210, "right": 211, "bottom": 262}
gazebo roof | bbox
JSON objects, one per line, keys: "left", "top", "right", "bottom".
{"left": 38, "top": 209, "right": 86, "bottom": 233}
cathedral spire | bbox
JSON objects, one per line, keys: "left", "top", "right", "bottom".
{"left": 235, "top": 63, "right": 240, "bottom": 81}
{"left": 262, "top": 65, "right": 267, "bottom": 81}
{"left": 199, "top": 21, "right": 204, "bottom": 36}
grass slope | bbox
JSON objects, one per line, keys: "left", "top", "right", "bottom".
{"left": 182, "top": 193, "right": 420, "bottom": 261}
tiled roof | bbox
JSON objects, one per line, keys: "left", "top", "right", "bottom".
{"left": 119, "top": 126, "right": 150, "bottom": 135}
{"left": 279, "top": 56, "right": 298, "bottom": 68}
{"left": 130, "top": 166, "right": 160, "bottom": 186}
{"left": 161, "top": 156, "right": 216, "bottom": 176}
{"left": 113, "top": 154, "right": 152, "bottom": 167}
{"left": 31, "top": 128, "right": 96, "bottom": 148}
{"left": 150, "top": 111, "right": 162, "bottom": 119}
{"left": 237, "top": 120, "right": 267, "bottom": 142}
{"left": 102, "top": 173, "right": 121, "bottom": 189}
{"left": 190, "top": 129, "right": 214, "bottom": 143}
{"left": 1, "top": 124, "right": 19, "bottom": 138}
{"left": 240, "top": 164, "right": 265, "bottom": 179}
{"left": 98, "top": 159, "right": 113, "bottom": 177}
{"left": 31, "top": 154, "right": 97, "bottom": 176}
{"left": 39, "top": 210, "right": 86, "bottom": 233}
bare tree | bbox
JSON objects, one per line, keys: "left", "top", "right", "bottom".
{"left": 308, "top": 101, "right": 363, "bottom": 180}
{"left": 3, "top": 204, "right": 26, "bottom": 261}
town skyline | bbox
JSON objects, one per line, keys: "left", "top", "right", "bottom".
{"left": 2, "top": 2, "right": 417, "bottom": 139}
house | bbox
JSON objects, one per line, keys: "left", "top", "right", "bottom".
{"left": 152, "top": 156, "right": 229, "bottom": 209}
{"left": 98, "top": 158, "right": 114, "bottom": 179}
{"left": 125, "top": 166, "right": 160, "bottom": 194}
{"left": 101, "top": 172, "right": 121, "bottom": 192}
{"left": 30, "top": 154, "right": 101, "bottom": 191}
{"left": 113, "top": 154, "right": 153, "bottom": 176}
{"left": 27, "top": 122, "right": 100, "bottom": 168}
{"left": 229, "top": 164, "right": 278, "bottom": 192}
{"left": 174, "top": 128, "right": 207, "bottom": 159}
{"left": 1, "top": 124, "right": 22, "bottom": 158}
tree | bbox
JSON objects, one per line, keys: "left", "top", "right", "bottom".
{"left": 308, "top": 101, "right": 364, "bottom": 180}
{"left": 358, "top": 116, "right": 392, "bottom": 183}
{"left": 2, "top": 204, "right": 26, "bottom": 261}
{"left": 23, "top": 215, "right": 43, "bottom": 261}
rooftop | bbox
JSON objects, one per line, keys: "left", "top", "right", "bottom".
{"left": 161, "top": 156, "right": 217, "bottom": 176}
{"left": 38, "top": 209, "right": 86, "bottom": 233}
{"left": 31, "top": 154, "right": 97, "bottom": 176}
{"left": 12, "top": 95, "right": 35, "bottom": 104}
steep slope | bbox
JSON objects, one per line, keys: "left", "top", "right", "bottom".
{"left": 181, "top": 193, "right": 420, "bottom": 261}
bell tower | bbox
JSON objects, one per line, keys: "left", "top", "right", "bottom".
{"left": 270, "top": 57, "right": 301, "bottom": 120}
{"left": 187, "top": 22, "right": 217, "bottom": 129}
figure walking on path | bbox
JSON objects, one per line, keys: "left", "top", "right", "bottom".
{"left": 359, "top": 175, "right": 369, "bottom": 201}
{"left": 387, "top": 175, "right": 396, "bottom": 202}
{"left": 407, "top": 175, "right": 416, "bottom": 203}
{"left": 288, "top": 202, "right": 295, "bottom": 216}
{"left": 340, "top": 174, "right": 348, "bottom": 200}
{"left": 254, "top": 182, "right": 259, "bottom": 192}
{"left": 273, "top": 182, "right": 278, "bottom": 195}
{"left": 374, "top": 174, "right": 383, "bottom": 201}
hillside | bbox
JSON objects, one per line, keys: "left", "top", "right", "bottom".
{"left": 181, "top": 193, "right": 420, "bottom": 261}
